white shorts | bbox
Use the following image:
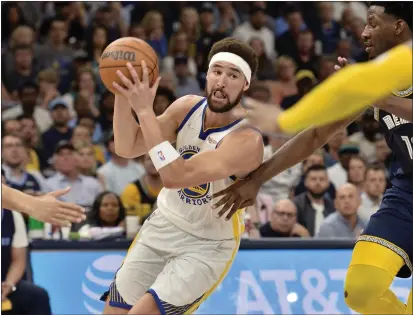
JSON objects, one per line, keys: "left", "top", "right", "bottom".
{"left": 102, "top": 210, "right": 240, "bottom": 314}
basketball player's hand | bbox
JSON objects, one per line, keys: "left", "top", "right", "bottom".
{"left": 26, "top": 187, "right": 86, "bottom": 227}
{"left": 334, "top": 57, "right": 348, "bottom": 71}
{"left": 113, "top": 61, "right": 161, "bottom": 115}
{"left": 234, "top": 97, "right": 282, "bottom": 133}
{"left": 212, "top": 176, "right": 260, "bottom": 220}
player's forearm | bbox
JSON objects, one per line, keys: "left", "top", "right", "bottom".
{"left": 251, "top": 116, "right": 357, "bottom": 185}
{"left": 375, "top": 96, "right": 413, "bottom": 122}
{"left": 113, "top": 95, "right": 147, "bottom": 158}
{"left": 276, "top": 43, "right": 412, "bottom": 133}
{"left": 2, "top": 184, "right": 34, "bottom": 214}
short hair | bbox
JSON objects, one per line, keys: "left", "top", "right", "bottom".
{"left": 208, "top": 37, "right": 258, "bottom": 79}
{"left": 273, "top": 55, "right": 296, "bottom": 77}
{"left": 369, "top": 2, "right": 412, "bottom": 29}
{"left": 305, "top": 164, "right": 327, "bottom": 178}
{"left": 283, "top": 3, "right": 301, "bottom": 17}
{"left": 16, "top": 114, "right": 35, "bottom": 122}
{"left": 349, "top": 155, "right": 367, "bottom": 166}
{"left": 365, "top": 164, "right": 386, "bottom": 177}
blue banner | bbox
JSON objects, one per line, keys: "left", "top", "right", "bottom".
{"left": 31, "top": 249, "right": 411, "bottom": 314}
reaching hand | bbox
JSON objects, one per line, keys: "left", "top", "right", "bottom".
{"left": 113, "top": 61, "right": 161, "bottom": 115}
{"left": 212, "top": 176, "right": 261, "bottom": 220}
{"left": 27, "top": 187, "right": 86, "bottom": 227}
{"left": 334, "top": 57, "right": 349, "bottom": 71}
{"left": 233, "top": 97, "right": 283, "bottom": 134}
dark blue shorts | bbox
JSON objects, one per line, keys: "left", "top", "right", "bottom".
{"left": 359, "top": 185, "right": 413, "bottom": 278}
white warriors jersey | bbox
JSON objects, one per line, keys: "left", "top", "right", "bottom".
{"left": 156, "top": 97, "right": 250, "bottom": 240}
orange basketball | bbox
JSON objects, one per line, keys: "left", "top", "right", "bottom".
{"left": 99, "top": 37, "right": 159, "bottom": 94}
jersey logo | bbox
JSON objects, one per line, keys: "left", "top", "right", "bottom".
{"left": 180, "top": 149, "right": 210, "bottom": 199}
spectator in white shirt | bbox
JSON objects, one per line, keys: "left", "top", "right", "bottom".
{"left": 232, "top": 5, "right": 275, "bottom": 59}
{"left": 327, "top": 143, "right": 360, "bottom": 189}
{"left": 359, "top": 165, "right": 386, "bottom": 222}
{"left": 97, "top": 134, "right": 145, "bottom": 196}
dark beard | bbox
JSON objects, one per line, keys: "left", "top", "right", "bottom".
{"left": 206, "top": 86, "right": 243, "bottom": 113}
{"left": 308, "top": 190, "right": 326, "bottom": 199}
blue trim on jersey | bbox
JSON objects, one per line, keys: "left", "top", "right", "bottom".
{"left": 199, "top": 104, "right": 243, "bottom": 140}
{"left": 148, "top": 289, "right": 166, "bottom": 315}
{"left": 176, "top": 97, "right": 206, "bottom": 133}
{"left": 229, "top": 175, "right": 237, "bottom": 181}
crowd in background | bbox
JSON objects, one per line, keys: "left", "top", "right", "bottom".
{"left": 1, "top": 1, "right": 392, "bottom": 242}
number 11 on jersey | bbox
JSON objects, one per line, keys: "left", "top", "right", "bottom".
{"left": 401, "top": 136, "right": 413, "bottom": 159}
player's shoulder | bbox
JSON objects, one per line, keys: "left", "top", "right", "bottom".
{"left": 164, "top": 94, "right": 205, "bottom": 122}
{"left": 223, "top": 125, "right": 263, "bottom": 149}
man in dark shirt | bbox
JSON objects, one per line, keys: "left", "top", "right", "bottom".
{"left": 41, "top": 98, "right": 73, "bottom": 165}
{"left": 260, "top": 199, "right": 309, "bottom": 237}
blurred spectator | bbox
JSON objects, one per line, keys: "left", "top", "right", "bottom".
{"left": 293, "top": 30, "right": 319, "bottom": 74}
{"left": 294, "top": 150, "right": 336, "bottom": 200}
{"left": 332, "top": 2, "right": 368, "bottom": 24}
{"left": 174, "top": 56, "right": 201, "bottom": 98}
{"left": 317, "top": 55, "right": 336, "bottom": 81}
{"left": 175, "top": 7, "right": 200, "bottom": 58}
{"left": 233, "top": 5, "right": 275, "bottom": 59}
{"left": 97, "top": 135, "right": 145, "bottom": 196}
{"left": 265, "top": 56, "right": 297, "bottom": 105}
{"left": 260, "top": 199, "right": 310, "bottom": 238}
{"left": 70, "top": 125, "right": 106, "bottom": 166}
{"left": 2, "top": 45, "right": 40, "bottom": 96}
{"left": 41, "top": 98, "right": 73, "bottom": 163}
{"left": 324, "top": 128, "right": 348, "bottom": 167}
{"left": 46, "top": 141, "right": 103, "bottom": 211}
{"left": 349, "top": 110, "right": 381, "bottom": 164}
{"left": 214, "top": 2, "right": 240, "bottom": 36}
{"left": 348, "top": 18, "right": 368, "bottom": 62}
{"left": 374, "top": 134, "right": 392, "bottom": 181}
{"left": 249, "top": 37, "right": 277, "bottom": 81}
{"left": 335, "top": 39, "right": 354, "bottom": 64}
{"left": 76, "top": 144, "right": 105, "bottom": 188}
{"left": 327, "top": 143, "right": 359, "bottom": 189}
{"left": 246, "top": 80, "right": 272, "bottom": 103}
{"left": 260, "top": 136, "right": 302, "bottom": 204}
{"left": 141, "top": 11, "right": 168, "bottom": 59}
{"left": 77, "top": 191, "right": 126, "bottom": 237}
{"left": 1, "top": 3, "right": 27, "bottom": 43}
{"left": 2, "top": 82, "right": 53, "bottom": 134}
{"left": 2, "top": 119, "right": 21, "bottom": 137}
{"left": 97, "top": 91, "right": 115, "bottom": 138}
{"left": 86, "top": 25, "right": 110, "bottom": 94}
{"left": 317, "top": 2, "right": 342, "bottom": 54}
{"left": 39, "top": 3, "right": 87, "bottom": 44}
{"left": 1, "top": 134, "right": 42, "bottom": 195}
{"left": 154, "top": 87, "right": 176, "bottom": 116}
{"left": 163, "top": 31, "right": 197, "bottom": 76}
{"left": 38, "top": 16, "right": 75, "bottom": 93}
{"left": 294, "top": 164, "right": 336, "bottom": 236}
{"left": 276, "top": 4, "right": 305, "bottom": 58}
{"left": 280, "top": 69, "right": 317, "bottom": 110}
{"left": 129, "top": 24, "right": 146, "bottom": 40}
{"left": 121, "top": 154, "right": 163, "bottom": 224}
{"left": 347, "top": 156, "right": 367, "bottom": 193}
{"left": 89, "top": 5, "right": 123, "bottom": 43}
{"left": 317, "top": 183, "right": 366, "bottom": 238}
{"left": 17, "top": 115, "right": 43, "bottom": 172}
{"left": 359, "top": 165, "right": 386, "bottom": 223}
{"left": 1, "top": 206, "right": 52, "bottom": 315}
{"left": 196, "top": 3, "right": 227, "bottom": 89}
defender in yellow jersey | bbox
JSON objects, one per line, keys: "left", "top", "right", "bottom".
{"left": 214, "top": 3, "right": 412, "bottom": 315}
{"left": 101, "top": 38, "right": 264, "bottom": 315}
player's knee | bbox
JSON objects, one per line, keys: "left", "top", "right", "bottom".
{"left": 344, "top": 264, "right": 393, "bottom": 311}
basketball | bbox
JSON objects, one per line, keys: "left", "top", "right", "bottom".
{"left": 99, "top": 37, "right": 159, "bottom": 94}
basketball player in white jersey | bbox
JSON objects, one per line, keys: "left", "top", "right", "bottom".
{"left": 101, "top": 38, "right": 264, "bottom": 315}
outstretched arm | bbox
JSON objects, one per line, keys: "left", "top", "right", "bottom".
{"left": 276, "top": 41, "right": 412, "bottom": 133}
{"left": 2, "top": 184, "right": 86, "bottom": 226}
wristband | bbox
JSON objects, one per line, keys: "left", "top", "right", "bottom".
{"left": 148, "top": 141, "right": 180, "bottom": 171}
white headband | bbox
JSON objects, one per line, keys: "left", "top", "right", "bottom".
{"left": 209, "top": 52, "right": 252, "bottom": 84}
